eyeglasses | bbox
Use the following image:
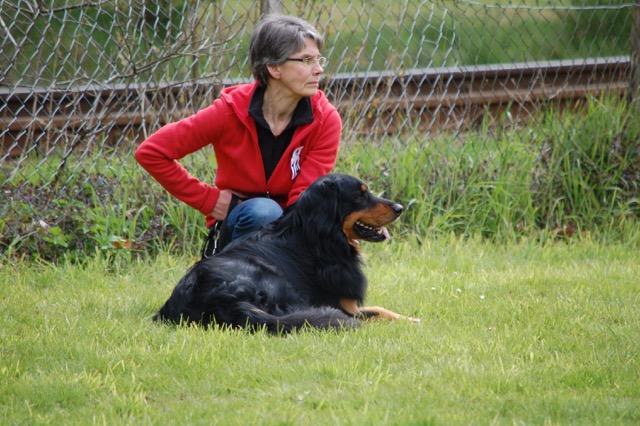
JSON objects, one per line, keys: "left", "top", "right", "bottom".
{"left": 285, "top": 56, "right": 327, "bottom": 68}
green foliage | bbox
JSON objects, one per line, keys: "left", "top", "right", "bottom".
{"left": 568, "top": 0, "right": 632, "bottom": 56}
{"left": 1, "top": 96, "right": 639, "bottom": 261}
{"left": 1, "top": 239, "right": 639, "bottom": 424}
{"left": 1, "top": 171, "right": 206, "bottom": 262}
{"left": 2, "top": 1, "right": 632, "bottom": 84}
{"left": 530, "top": 97, "right": 640, "bottom": 232}
{"left": 336, "top": 96, "right": 640, "bottom": 243}
{"left": 452, "top": 2, "right": 632, "bottom": 65}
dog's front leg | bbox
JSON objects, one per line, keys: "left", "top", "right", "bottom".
{"left": 358, "top": 306, "right": 421, "bottom": 323}
{"left": 339, "top": 298, "right": 420, "bottom": 323}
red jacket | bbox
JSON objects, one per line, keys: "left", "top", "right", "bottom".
{"left": 135, "top": 82, "right": 342, "bottom": 228}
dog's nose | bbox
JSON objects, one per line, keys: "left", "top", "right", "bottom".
{"left": 392, "top": 203, "right": 403, "bottom": 217}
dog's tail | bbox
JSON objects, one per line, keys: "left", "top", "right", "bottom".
{"left": 238, "top": 302, "right": 359, "bottom": 334}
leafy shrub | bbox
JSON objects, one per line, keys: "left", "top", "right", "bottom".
{"left": 1, "top": 173, "right": 205, "bottom": 262}
{"left": 2, "top": 96, "right": 639, "bottom": 262}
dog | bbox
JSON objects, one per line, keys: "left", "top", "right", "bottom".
{"left": 153, "top": 173, "right": 418, "bottom": 333}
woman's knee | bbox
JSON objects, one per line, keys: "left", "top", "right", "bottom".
{"left": 226, "top": 198, "right": 283, "bottom": 238}
{"left": 252, "top": 198, "right": 283, "bottom": 222}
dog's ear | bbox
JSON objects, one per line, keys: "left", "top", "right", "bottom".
{"left": 294, "top": 178, "right": 342, "bottom": 238}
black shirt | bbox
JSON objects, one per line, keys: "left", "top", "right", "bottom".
{"left": 248, "top": 85, "right": 313, "bottom": 181}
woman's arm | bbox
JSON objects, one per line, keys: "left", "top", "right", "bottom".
{"left": 134, "top": 103, "right": 224, "bottom": 217}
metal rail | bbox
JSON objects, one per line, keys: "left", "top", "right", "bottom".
{"left": 0, "top": 57, "right": 631, "bottom": 156}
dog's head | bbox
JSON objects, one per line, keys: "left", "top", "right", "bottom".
{"left": 295, "top": 174, "right": 403, "bottom": 246}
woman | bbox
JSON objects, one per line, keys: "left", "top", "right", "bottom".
{"left": 135, "top": 14, "right": 342, "bottom": 257}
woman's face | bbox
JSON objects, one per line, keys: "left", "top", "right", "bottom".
{"left": 269, "top": 37, "right": 324, "bottom": 98}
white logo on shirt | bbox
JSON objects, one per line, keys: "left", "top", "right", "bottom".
{"left": 290, "top": 146, "right": 303, "bottom": 180}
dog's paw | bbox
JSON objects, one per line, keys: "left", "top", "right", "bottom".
{"left": 400, "top": 314, "right": 421, "bottom": 323}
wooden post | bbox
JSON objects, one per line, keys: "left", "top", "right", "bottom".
{"left": 260, "top": 0, "right": 283, "bottom": 16}
{"left": 628, "top": 1, "right": 640, "bottom": 111}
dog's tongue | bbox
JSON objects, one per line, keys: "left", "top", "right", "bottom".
{"left": 381, "top": 226, "right": 391, "bottom": 240}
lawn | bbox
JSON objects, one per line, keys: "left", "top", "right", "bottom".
{"left": 1, "top": 237, "right": 638, "bottom": 425}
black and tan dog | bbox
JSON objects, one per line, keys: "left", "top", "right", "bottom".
{"left": 153, "top": 173, "right": 418, "bottom": 332}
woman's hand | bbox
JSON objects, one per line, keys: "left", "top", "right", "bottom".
{"left": 212, "top": 189, "right": 245, "bottom": 221}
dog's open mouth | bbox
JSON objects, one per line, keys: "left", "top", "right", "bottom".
{"left": 353, "top": 220, "right": 391, "bottom": 242}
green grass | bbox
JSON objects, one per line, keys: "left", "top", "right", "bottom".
{"left": 2, "top": 237, "right": 639, "bottom": 425}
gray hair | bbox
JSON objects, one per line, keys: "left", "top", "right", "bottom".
{"left": 249, "top": 14, "right": 324, "bottom": 87}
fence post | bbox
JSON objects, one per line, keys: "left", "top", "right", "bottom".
{"left": 260, "top": 0, "right": 283, "bottom": 16}
{"left": 629, "top": 1, "right": 640, "bottom": 111}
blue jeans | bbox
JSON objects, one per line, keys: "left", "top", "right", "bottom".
{"left": 224, "top": 197, "right": 283, "bottom": 241}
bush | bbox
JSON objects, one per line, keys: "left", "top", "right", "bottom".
{"left": 337, "top": 96, "right": 640, "bottom": 241}
{"left": 1, "top": 172, "right": 205, "bottom": 262}
{"left": 2, "top": 96, "right": 639, "bottom": 262}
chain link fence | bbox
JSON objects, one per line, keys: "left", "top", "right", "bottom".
{"left": 1, "top": 0, "right": 638, "bottom": 257}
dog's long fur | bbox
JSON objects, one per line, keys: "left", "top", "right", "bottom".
{"left": 153, "top": 173, "right": 416, "bottom": 333}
